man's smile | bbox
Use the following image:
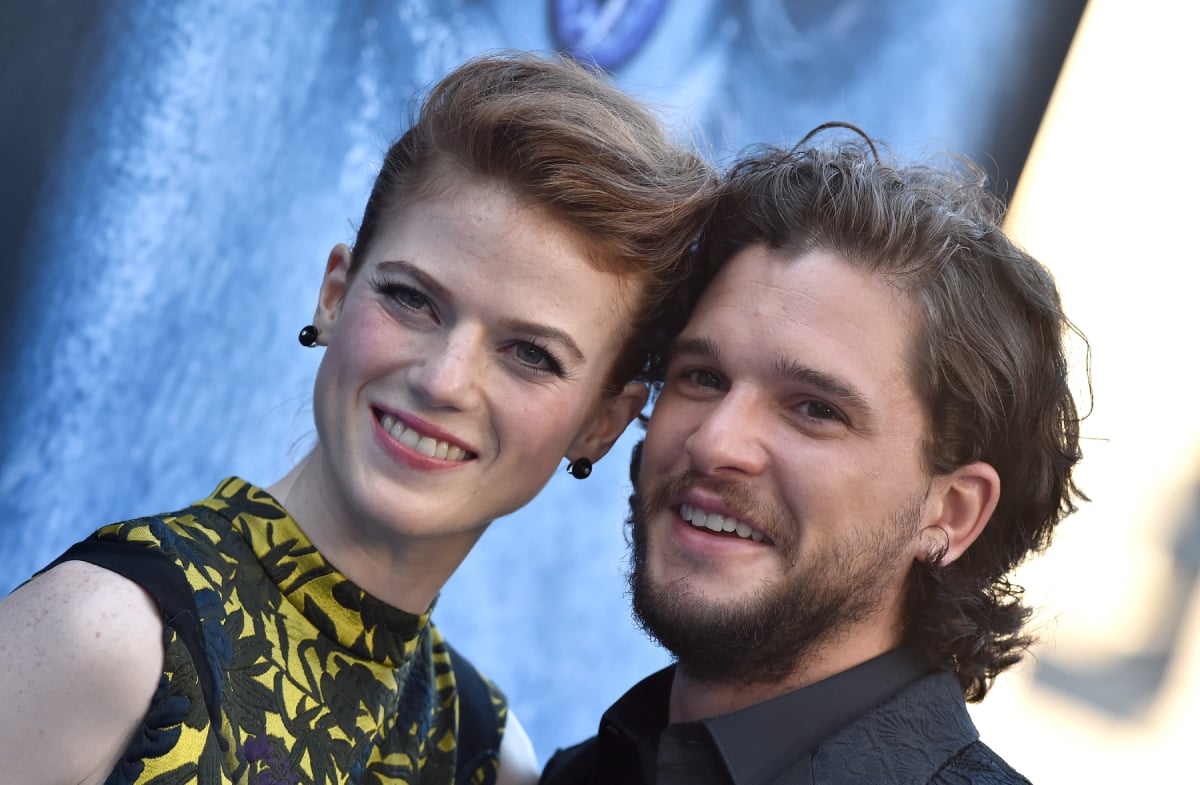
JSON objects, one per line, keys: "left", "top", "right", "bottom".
{"left": 678, "top": 502, "right": 769, "bottom": 543}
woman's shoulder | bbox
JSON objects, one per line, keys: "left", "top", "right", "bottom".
{"left": 5, "top": 557, "right": 165, "bottom": 658}
{"left": 0, "top": 560, "right": 164, "bottom": 785}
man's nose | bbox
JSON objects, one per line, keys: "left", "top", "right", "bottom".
{"left": 684, "top": 389, "right": 769, "bottom": 477}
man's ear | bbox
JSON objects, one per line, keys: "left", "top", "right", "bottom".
{"left": 312, "top": 244, "right": 354, "bottom": 343}
{"left": 918, "top": 461, "right": 1001, "bottom": 566}
{"left": 566, "top": 382, "right": 650, "bottom": 466}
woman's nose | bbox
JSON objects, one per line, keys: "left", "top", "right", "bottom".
{"left": 406, "top": 328, "right": 484, "bottom": 411}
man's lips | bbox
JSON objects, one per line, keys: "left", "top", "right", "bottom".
{"left": 374, "top": 408, "right": 476, "bottom": 462}
{"left": 674, "top": 489, "right": 773, "bottom": 545}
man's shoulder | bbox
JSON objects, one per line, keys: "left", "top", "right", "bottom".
{"left": 813, "top": 671, "right": 1030, "bottom": 784}
{"left": 539, "top": 736, "right": 599, "bottom": 785}
{"left": 932, "top": 740, "right": 1031, "bottom": 785}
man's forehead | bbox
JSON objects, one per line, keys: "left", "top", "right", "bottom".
{"left": 694, "top": 245, "right": 897, "bottom": 322}
{"left": 680, "top": 244, "right": 927, "bottom": 413}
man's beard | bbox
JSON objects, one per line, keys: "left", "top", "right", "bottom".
{"left": 627, "top": 470, "right": 924, "bottom": 687}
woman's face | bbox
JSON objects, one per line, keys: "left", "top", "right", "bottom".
{"left": 308, "top": 171, "right": 647, "bottom": 540}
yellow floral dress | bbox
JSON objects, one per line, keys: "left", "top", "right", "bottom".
{"left": 51, "top": 477, "right": 506, "bottom": 785}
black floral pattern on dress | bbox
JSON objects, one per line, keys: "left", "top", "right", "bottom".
{"left": 80, "top": 477, "right": 507, "bottom": 785}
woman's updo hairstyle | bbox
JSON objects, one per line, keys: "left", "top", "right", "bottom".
{"left": 351, "top": 51, "right": 717, "bottom": 392}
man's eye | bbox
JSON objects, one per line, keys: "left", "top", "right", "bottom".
{"left": 799, "top": 400, "right": 842, "bottom": 422}
{"left": 688, "top": 369, "right": 724, "bottom": 389}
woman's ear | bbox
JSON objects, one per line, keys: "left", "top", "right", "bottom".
{"left": 918, "top": 461, "right": 1001, "bottom": 566}
{"left": 313, "top": 244, "right": 354, "bottom": 343}
{"left": 566, "top": 382, "right": 650, "bottom": 465}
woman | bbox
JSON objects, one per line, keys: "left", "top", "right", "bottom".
{"left": 0, "top": 52, "right": 715, "bottom": 785}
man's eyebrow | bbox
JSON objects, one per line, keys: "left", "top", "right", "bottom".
{"left": 669, "top": 335, "right": 721, "bottom": 363}
{"left": 774, "top": 358, "right": 873, "bottom": 414}
{"left": 671, "top": 334, "right": 874, "bottom": 416}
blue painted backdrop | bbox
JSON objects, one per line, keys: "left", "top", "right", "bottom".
{"left": 0, "top": 0, "right": 1082, "bottom": 762}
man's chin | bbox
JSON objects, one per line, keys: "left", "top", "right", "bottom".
{"left": 643, "top": 566, "right": 766, "bottom": 609}
{"left": 632, "top": 574, "right": 813, "bottom": 686}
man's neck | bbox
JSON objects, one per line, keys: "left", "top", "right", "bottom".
{"left": 667, "top": 629, "right": 902, "bottom": 723}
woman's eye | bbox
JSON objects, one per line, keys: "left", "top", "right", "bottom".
{"left": 370, "top": 275, "right": 434, "bottom": 314}
{"left": 513, "top": 341, "right": 564, "bottom": 376}
{"left": 392, "top": 285, "right": 430, "bottom": 311}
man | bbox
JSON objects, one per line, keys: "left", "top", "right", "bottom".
{"left": 542, "top": 131, "right": 1086, "bottom": 785}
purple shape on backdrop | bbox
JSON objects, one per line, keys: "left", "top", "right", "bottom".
{"left": 551, "top": 0, "right": 669, "bottom": 70}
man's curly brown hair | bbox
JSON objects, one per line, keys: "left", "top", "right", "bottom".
{"left": 653, "top": 131, "right": 1088, "bottom": 701}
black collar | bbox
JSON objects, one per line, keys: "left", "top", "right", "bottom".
{"left": 598, "top": 648, "right": 930, "bottom": 785}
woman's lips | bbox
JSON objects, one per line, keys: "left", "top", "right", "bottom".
{"left": 375, "top": 409, "right": 475, "bottom": 462}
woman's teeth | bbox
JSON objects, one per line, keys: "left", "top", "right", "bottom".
{"left": 679, "top": 502, "right": 765, "bottom": 542}
{"left": 378, "top": 413, "right": 468, "bottom": 461}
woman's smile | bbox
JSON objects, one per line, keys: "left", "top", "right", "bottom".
{"left": 373, "top": 408, "right": 475, "bottom": 465}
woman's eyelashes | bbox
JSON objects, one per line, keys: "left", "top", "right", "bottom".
{"left": 372, "top": 276, "right": 436, "bottom": 319}
{"left": 370, "top": 274, "right": 569, "bottom": 379}
{"left": 510, "top": 340, "right": 567, "bottom": 377}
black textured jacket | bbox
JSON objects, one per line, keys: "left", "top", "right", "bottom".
{"left": 541, "top": 671, "right": 1031, "bottom": 785}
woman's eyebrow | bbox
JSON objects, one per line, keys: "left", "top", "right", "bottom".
{"left": 377, "top": 259, "right": 451, "bottom": 302}
{"left": 378, "top": 259, "right": 586, "bottom": 364}
{"left": 497, "top": 318, "right": 586, "bottom": 364}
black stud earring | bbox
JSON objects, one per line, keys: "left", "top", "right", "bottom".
{"left": 298, "top": 324, "right": 319, "bottom": 347}
{"left": 567, "top": 457, "right": 593, "bottom": 480}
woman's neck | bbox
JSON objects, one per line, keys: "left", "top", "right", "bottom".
{"left": 265, "top": 453, "right": 489, "bottom": 614}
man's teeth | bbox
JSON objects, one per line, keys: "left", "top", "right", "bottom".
{"left": 679, "top": 503, "right": 765, "bottom": 542}
{"left": 378, "top": 413, "right": 468, "bottom": 461}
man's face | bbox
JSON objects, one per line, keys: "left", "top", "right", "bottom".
{"left": 631, "top": 245, "right": 937, "bottom": 685}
